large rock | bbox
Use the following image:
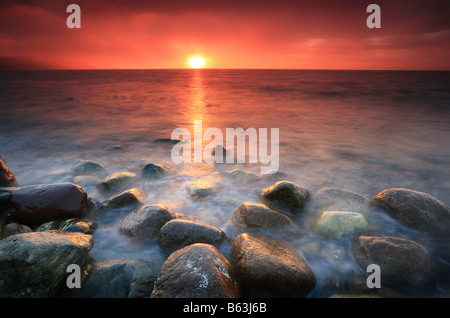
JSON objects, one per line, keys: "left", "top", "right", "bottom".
{"left": 64, "top": 259, "right": 156, "bottom": 298}
{"left": 9, "top": 183, "right": 88, "bottom": 226}
{"left": 158, "top": 219, "right": 227, "bottom": 254}
{"left": 311, "top": 187, "right": 372, "bottom": 214}
{"left": 118, "top": 204, "right": 185, "bottom": 242}
{"left": 151, "top": 243, "right": 239, "bottom": 298}
{"left": 0, "top": 231, "right": 93, "bottom": 297}
{"left": 0, "top": 159, "right": 16, "bottom": 187}
{"left": 231, "top": 201, "right": 302, "bottom": 239}
{"left": 261, "top": 181, "right": 309, "bottom": 212}
{"left": 230, "top": 233, "right": 316, "bottom": 297}
{"left": 352, "top": 236, "right": 435, "bottom": 291}
{"left": 372, "top": 188, "right": 450, "bottom": 236}
{"left": 313, "top": 211, "right": 371, "bottom": 240}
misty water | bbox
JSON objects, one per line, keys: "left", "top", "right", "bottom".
{"left": 0, "top": 69, "right": 449, "bottom": 297}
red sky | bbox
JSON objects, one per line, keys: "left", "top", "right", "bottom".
{"left": 0, "top": 0, "right": 449, "bottom": 70}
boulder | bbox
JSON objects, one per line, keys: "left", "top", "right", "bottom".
{"left": 151, "top": 243, "right": 239, "bottom": 298}
{"left": 118, "top": 204, "right": 185, "bottom": 242}
{"left": 313, "top": 211, "right": 371, "bottom": 240}
{"left": 64, "top": 259, "right": 156, "bottom": 298}
{"left": 72, "top": 160, "right": 108, "bottom": 178}
{"left": 372, "top": 188, "right": 450, "bottom": 236}
{"left": 352, "top": 236, "right": 435, "bottom": 291}
{"left": 230, "top": 233, "right": 316, "bottom": 297}
{"left": 311, "top": 187, "right": 372, "bottom": 214}
{"left": 231, "top": 201, "right": 302, "bottom": 239}
{"left": 261, "top": 181, "right": 309, "bottom": 212}
{"left": 97, "top": 172, "right": 137, "bottom": 193}
{"left": 9, "top": 183, "right": 88, "bottom": 226}
{"left": 158, "top": 219, "right": 227, "bottom": 253}
{"left": 36, "top": 218, "right": 97, "bottom": 235}
{"left": 141, "top": 163, "right": 167, "bottom": 179}
{"left": 102, "top": 188, "right": 144, "bottom": 211}
{"left": 0, "top": 231, "right": 93, "bottom": 297}
{"left": 0, "top": 159, "right": 16, "bottom": 187}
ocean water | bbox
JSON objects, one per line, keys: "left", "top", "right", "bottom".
{"left": 0, "top": 69, "right": 449, "bottom": 297}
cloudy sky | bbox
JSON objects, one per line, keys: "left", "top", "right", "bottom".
{"left": 0, "top": 0, "right": 449, "bottom": 70}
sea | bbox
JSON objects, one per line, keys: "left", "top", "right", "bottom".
{"left": 0, "top": 69, "right": 449, "bottom": 297}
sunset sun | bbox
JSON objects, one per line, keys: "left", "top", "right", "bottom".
{"left": 189, "top": 56, "right": 205, "bottom": 69}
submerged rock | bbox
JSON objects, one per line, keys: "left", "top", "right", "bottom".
{"left": 9, "top": 183, "right": 88, "bottom": 226}
{"left": 64, "top": 259, "right": 156, "bottom": 298}
{"left": 219, "top": 169, "right": 260, "bottom": 183}
{"left": 36, "top": 218, "right": 97, "bottom": 235}
{"left": 102, "top": 188, "right": 144, "bottom": 211}
{"left": 151, "top": 243, "right": 239, "bottom": 298}
{"left": 141, "top": 163, "right": 167, "bottom": 180}
{"left": 352, "top": 236, "right": 435, "bottom": 292}
{"left": 231, "top": 201, "right": 302, "bottom": 238}
{"left": 73, "top": 175, "right": 102, "bottom": 188}
{"left": 372, "top": 188, "right": 450, "bottom": 236}
{"left": 186, "top": 180, "right": 216, "bottom": 199}
{"left": 314, "top": 211, "right": 371, "bottom": 240}
{"left": 0, "top": 159, "right": 16, "bottom": 187}
{"left": 311, "top": 187, "right": 372, "bottom": 214}
{"left": 158, "top": 219, "right": 227, "bottom": 254}
{"left": 230, "top": 233, "right": 316, "bottom": 297}
{"left": 261, "top": 181, "right": 310, "bottom": 213}
{"left": 73, "top": 160, "right": 108, "bottom": 178}
{"left": 97, "top": 172, "right": 137, "bottom": 193}
{"left": 0, "top": 231, "right": 93, "bottom": 297}
{"left": 118, "top": 204, "right": 185, "bottom": 242}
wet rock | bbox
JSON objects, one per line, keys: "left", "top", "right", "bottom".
{"left": 352, "top": 236, "right": 435, "bottom": 292}
{"left": 231, "top": 201, "right": 302, "bottom": 238}
{"left": 158, "top": 219, "right": 227, "bottom": 254}
{"left": 118, "top": 204, "right": 185, "bottom": 242}
{"left": 313, "top": 211, "right": 371, "bottom": 240}
{"left": 0, "top": 159, "right": 16, "bottom": 187}
{"left": 73, "top": 160, "right": 108, "bottom": 178}
{"left": 0, "top": 231, "right": 93, "bottom": 297}
{"left": 36, "top": 218, "right": 97, "bottom": 235}
{"left": 261, "top": 181, "right": 310, "bottom": 213}
{"left": 312, "top": 187, "right": 372, "bottom": 214}
{"left": 151, "top": 243, "right": 239, "bottom": 298}
{"left": 186, "top": 180, "right": 216, "bottom": 199}
{"left": 9, "top": 183, "right": 88, "bottom": 226}
{"left": 372, "top": 188, "right": 450, "bottom": 236}
{"left": 141, "top": 163, "right": 167, "bottom": 180}
{"left": 230, "top": 233, "right": 316, "bottom": 297}
{"left": 102, "top": 188, "right": 144, "bottom": 211}
{"left": 97, "top": 172, "right": 137, "bottom": 193}
{"left": 0, "top": 223, "right": 32, "bottom": 239}
{"left": 219, "top": 169, "right": 260, "bottom": 183}
{"left": 64, "top": 259, "right": 156, "bottom": 298}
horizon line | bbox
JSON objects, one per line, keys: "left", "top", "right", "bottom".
{"left": 1, "top": 67, "right": 449, "bottom": 72}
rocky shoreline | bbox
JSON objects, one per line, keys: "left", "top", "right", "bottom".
{"left": 1, "top": 156, "right": 450, "bottom": 298}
